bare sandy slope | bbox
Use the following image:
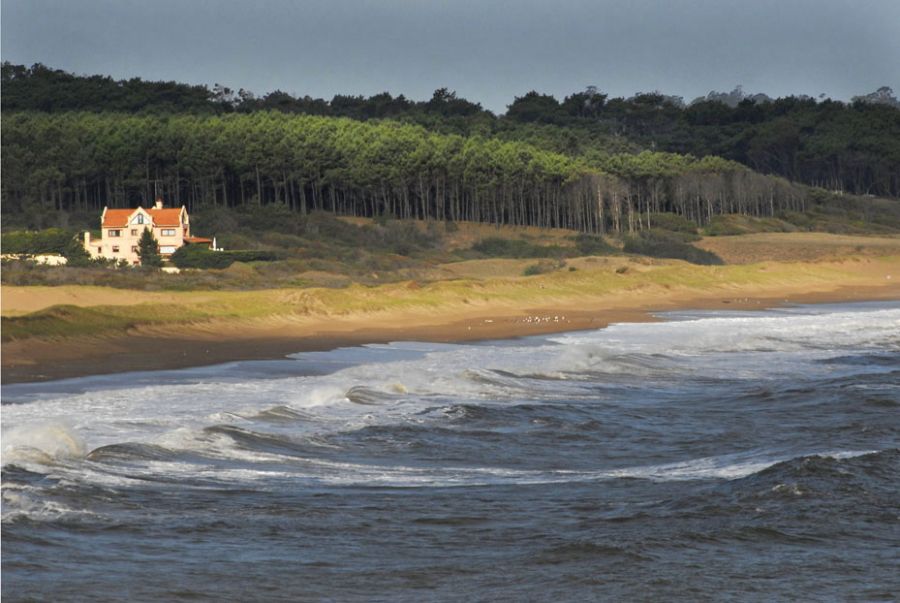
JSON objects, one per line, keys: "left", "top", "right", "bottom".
{"left": 696, "top": 232, "right": 900, "bottom": 264}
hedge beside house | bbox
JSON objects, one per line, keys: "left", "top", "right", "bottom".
{"left": 170, "top": 245, "right": 280, "bottom": 269}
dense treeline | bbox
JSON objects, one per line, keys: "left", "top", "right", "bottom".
{"left": 551, "top": 91, "right": 900, "bottom": 198}
{"left": 2, "top": 111, "right": 808, "bottom": 234}
{"left": 0, "top": 63, "right": 218, "bottom": 113}
{"left": 4, "top": 63, "right": 898, "bottom": 197}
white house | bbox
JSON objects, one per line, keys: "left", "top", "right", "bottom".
{"left": 83, "top": 198, "right": 211, "bottom": 265}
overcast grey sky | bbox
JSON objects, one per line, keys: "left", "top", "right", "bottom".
{"left": 2, "top": 0, "right": 898, "bottom": 112}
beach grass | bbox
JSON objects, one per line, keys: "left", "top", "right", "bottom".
{"left": 4, "top": 254, "right": 897, "bottom": 343}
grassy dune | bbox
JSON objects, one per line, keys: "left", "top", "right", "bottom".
{"left": 4, "top": 251, "right": 898, "bottom": 343}
{"left": 696, "top": 232, "right": 900, "bottom": 264}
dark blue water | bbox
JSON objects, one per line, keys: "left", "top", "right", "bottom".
{"left": 3, "top": 302, "right": 899, "bottom": 601}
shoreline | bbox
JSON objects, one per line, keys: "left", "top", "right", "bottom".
{"left": 4, "top": 280, "right": 898, "bottom": 385}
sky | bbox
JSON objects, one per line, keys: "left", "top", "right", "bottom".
{"left": 2, "top": 0, "right": 898, "bottom": 113}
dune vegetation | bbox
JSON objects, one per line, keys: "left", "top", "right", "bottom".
{"left": 4, "top": 232, "right": 898, "bottom": 343}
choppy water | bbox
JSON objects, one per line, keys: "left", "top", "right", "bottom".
{"left": 3, "top": 301, "right": 899, "bottom": 601}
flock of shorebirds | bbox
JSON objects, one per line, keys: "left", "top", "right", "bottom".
{"left": 465, "top": 315, "right": 571, "bottom": 330}
{"left": 517, "top": 315, "right": 569, "bottom": 324}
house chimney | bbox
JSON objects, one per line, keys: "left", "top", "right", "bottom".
{"left": 154, "top": 198, "right": 164, "bottom": 210}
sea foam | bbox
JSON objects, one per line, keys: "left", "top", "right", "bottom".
{"left": 2, "top": 422, "right": 86, "bottom": 466}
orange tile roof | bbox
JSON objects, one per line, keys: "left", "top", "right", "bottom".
{"left": 101, "top": 207, "right": 184, "bottom": 228}
{"left": 147, "top": 208, "right": 183, "bottom": 227}
{"left": 101, "top": 209, "right": 135, "bottom": 228}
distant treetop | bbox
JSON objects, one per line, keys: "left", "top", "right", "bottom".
{"left": 851, "top": 86, "right": 900, "bottom": 109}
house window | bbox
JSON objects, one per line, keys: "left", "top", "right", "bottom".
{"left": 131, "top": 229, "right": 138, "bottom": 236}
{"left": 132, "top": 215, "right": 145, "bottom": 225}
{"left": 131, "top": 246, "right": 138, "bottom": 253}
{"left": 108, "top": 230, "right": 121, "bottom": 237}
{"left": 112, "top": 246, "right": 120, "bottom": 253}
{"left": 160, "top": 246, "right": 177, "bottom": 254}
{"left": 161, "top": 229, "right": 176, "bottom": 236}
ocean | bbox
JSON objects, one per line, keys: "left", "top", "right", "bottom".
{"left": 2, "top": 301, "right": 899, "bottom": 601}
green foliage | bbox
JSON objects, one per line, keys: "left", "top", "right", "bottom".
{"left": 798, "top": 191, "right": 900, "bottom": 233}
{"left": 648, "top": 212, "right": 699, "bottom": 235}
{"left": 1, "top": 303, "right": 209, "bottom": 342}
{"left": 381, "top": 221, "right": 437, "bottom": 255}
{"left": 171, "top": 209, "right": 441, "bottom": 279}
{"left": 170, "top": 245, "right": 280, "bottom": 269}
{"left": 3, "top": 62, "right": 899, "bottom": 199}
{"left": 2, "top": 228, "right": 75, "bottom": 255}
{"left": 1, "top": 111, "right": 602, "bottom": 231}
{"left": 700, "top": 218, "right": 746, "bottom": 236}
{"left": 702, "top": 215, "right": 798, "bottom": 236}
{"left": 471, "top": 237, "right": 567, "bottom": 258}
{"left": 0, "top": 108, "right": 818, "bottom": 236}
{"left": 471, "top": 234, "right": 617, "bottom": 260}
{"left": 624, "top": 231, "right": 723, "bottom": 265}
{"left": 1, "top": 62, "right": 224, "bottom": 114}
{"left": 229, "top": 250, "right": 282, "bottom": 262}
{"left": 522, "top": 259, "right": 565, "bottom": 276}
{"left": 2, "top": 62, "right": 897, "bottom": 244}
{"left": 506, "top": 91, "right": 563, "bottom": 124}
{"left": 573, "top": 234, "right": 617, "bottom": 256}
{"left": 1, "top": 228, "right": 93, "bottom": 265}
{"left": 137, "top": 228, "right": 163, "bottom": 268}
{"left": 63, "top": 238, "right": 93, "bottom": 267}
{"left": 2, "top": 305, "right": 134, "bottom": 341}
{"left": 171, "top": 245, "right": 231, "bottom": 269}
{"left": 233, "top": 203, "right": 304, "bottom": 235}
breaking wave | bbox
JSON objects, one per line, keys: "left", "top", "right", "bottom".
{"left": 2, "top": 301, "right": 898, "bottom": 600}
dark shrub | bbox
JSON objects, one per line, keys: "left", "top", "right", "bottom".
{"left": 381, "top": 221, "right": 436, "bottom": 255}
{"left": 624, "top": 231, "right": 723, "bottom": 265}
{"left": 230, "top": 250, "right": 281, "bottom": 263}
{"left": 648, "top": 212, "right": 699, "bottom": 237}
{"left": 522, "top": 259, "right": 564, "bottom": 276}
{"left": 2, "top": 228, "right": 74, "bottom": 254}
{"left": 235, "top": 203, "right": 304, "bottom": 235}
{"left": 574, "top": 234, "right": 616, "bottom": 256}
{"left": 191, "top": 207, "right": 240, "bottom": 236}
{"left": 63, "top": 238, "right": 93, "bottom": 267}
{"left": 171, "top": 245, "right": 280, "bottom": 269}
{"left": 702, "top": 216, "right": 747, "bottom": 236}
{"left": 304, "top": 211, "right": 360, "bottom": 242}
{"left": 2, "top": 228, "right": 93, "bottom": 265}
{"left": 472, "top": 237, "right": 566, "bottom": 258}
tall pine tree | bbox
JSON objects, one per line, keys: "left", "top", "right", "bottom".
{"left": 137, "top": 228, "right": 162, "bottom": 268}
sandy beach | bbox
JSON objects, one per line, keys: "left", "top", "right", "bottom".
{"left": 3, "top": 251, "right": 899, "bottom": 383}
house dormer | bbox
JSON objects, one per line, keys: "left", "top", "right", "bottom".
{"left": 128, "top": 207, "right": 153, "bottom": 228}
